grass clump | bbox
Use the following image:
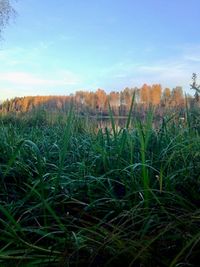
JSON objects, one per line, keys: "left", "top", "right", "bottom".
{"left": 0, "top": 106, "right": 200, "bottom": 266}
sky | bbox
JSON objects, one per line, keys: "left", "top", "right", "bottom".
{"left": 0, "top": 0, "right": 200, "bottom": 100}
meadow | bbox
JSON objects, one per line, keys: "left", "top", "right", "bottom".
{"left": 0, "top": 103, "right": 200, "bottom": 266}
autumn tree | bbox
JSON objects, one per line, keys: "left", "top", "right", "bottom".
{"left": 162, "top": 88, "right": 171, "bottom": 107}
{"left": 140, "top": 84, "right": 151, "bottom": 106}
{"left": 75, "top": 91, "right": 86, "bottom": 105}
{"left": 171, "top": 86, "right": 184, "bottom": 106}
{"left": 82, "top": 92, "right": 97, "bottom": 113}
{"left": 109, "top": 91, "right": 120, "bottom": 115}
{"left": 75, "top": 91, "right": 86, "bottom": 112}
{"left": 121, "top": 88, "right": 131, "bottom": 109}
{"left": 133, "top": 87, "right": 140, "bottom": 103}
{"left": 96, "top": 88, "right": 107, "bottom": 112}
{"left": 150, "top": 84, "right": 162, "bottom": 105}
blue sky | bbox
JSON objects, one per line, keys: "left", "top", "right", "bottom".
{"left": 0, "top": 0, "right": 200, "bottom": 100}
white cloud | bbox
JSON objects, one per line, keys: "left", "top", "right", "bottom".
{"left": 1, "top": 42, "right": 200, "bottom": 99}
{"left": 0, "top": 46, "right": 40, "bottom": 68}
{"left": 0, "top": 71, "right": 81, "bottom": 86}
{"left": 97, "top": 49, "right": 200, "bottom": 93}
{"left": 184, "top": 55, "right": 200, "bottom": 62}
{"left": 130, "top": 62, "right": 193, "bottom": 92}
{"left": 97, "top": 44, "right": 200, "bottom": 92}
{"left": 0, "top": 70, "right": 82, "bottom": 100}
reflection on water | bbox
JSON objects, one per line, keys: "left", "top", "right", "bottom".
{"left": 89, "top": 116, "right": 162, "bottom": 131}
{"left": 90, "top": 117, "right": 133, "bottom": 130}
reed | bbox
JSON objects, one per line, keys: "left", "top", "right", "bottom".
{"left": 0, "top": 105, "right": 199, "bottom": 266}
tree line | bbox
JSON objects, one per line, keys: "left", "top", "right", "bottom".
{"left": 0, "top": 84, "right": 194, "bottom": 116}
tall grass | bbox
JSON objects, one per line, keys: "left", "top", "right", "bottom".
{"left": 0, "top": 105, "right": 199, "bottom": 266}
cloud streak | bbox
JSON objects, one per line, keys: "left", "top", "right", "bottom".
{"left": 1, "top": 43, "right": 200, "bottom": 99}
{"left": 96, "top": 44, "right": 200, "bottom": 93}
{"left": 0, "top": 70, "right": 81, "bottom": 87}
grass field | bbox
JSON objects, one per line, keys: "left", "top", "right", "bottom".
{"left": 0, "top": 105, "right": 200, "bottom": 266}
